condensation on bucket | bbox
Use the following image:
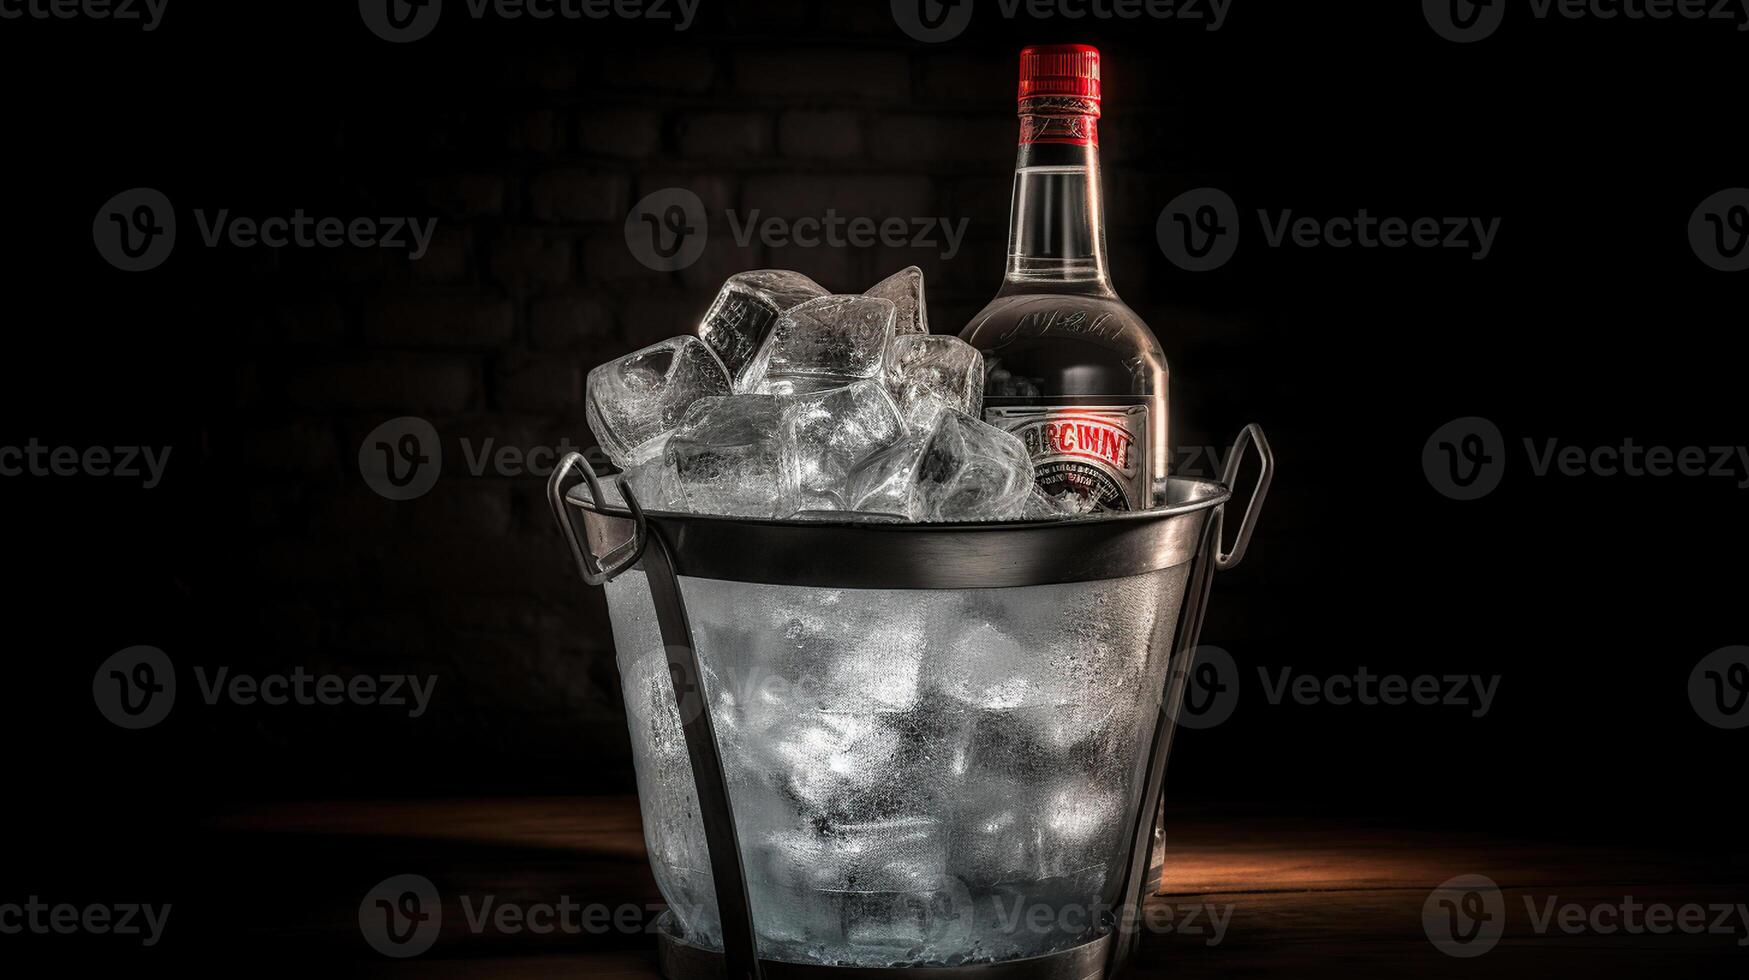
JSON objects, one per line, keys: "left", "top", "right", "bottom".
{"left": 604, "top": 570, "right": 724, "bottom": 948}
{"left": 603, "top": 566, "right": 1188, "bottom": 967}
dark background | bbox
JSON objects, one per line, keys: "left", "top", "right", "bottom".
{"left": 1, "top": 0, "right": 1743, "bottom": 970}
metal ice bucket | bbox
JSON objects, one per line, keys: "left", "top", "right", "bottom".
{"left": 549, "top": 426, "right": 1271, "bottom": 980}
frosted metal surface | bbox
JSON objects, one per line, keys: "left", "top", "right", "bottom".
{"left": 603, "top": 566, "right": 1187, "bottom": 966}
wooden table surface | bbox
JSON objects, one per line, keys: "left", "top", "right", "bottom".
{"left": 192, "top": 796, "right": 1747, "bottom": 978}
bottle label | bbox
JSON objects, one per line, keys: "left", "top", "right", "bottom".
{"left": 985, "top": 404, "right": 1150, "bottom": 510}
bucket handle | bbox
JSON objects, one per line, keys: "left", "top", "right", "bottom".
{"left": 547, "top": 451, "right": 647, "bottom": 586}
{"left": 1214, "top": 423, "right": 1273, "bottom": 571}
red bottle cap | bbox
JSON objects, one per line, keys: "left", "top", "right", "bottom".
{"left": 1017, "top": 44, "right": 1101, "bottom": 103}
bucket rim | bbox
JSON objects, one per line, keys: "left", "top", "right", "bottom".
{"left": 567, "top": 473, "right": 1231, "bottom": 533}
{"left": 568, "top": 475, "right": 1229, "bottom": 589}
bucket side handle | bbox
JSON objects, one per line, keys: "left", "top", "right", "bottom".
{"left": 1111, "top": 424, "right": 1274, "bottom": 976}
{"left": 547, "top": 451, "right": 647, "bottom": 586}
{"left": 1215, "top": 423, "right": 1273, "bottom": 571}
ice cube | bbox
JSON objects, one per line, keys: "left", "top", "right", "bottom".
{"left": 744, "top": 295, "right": 896, "bottom": 394}
{"left": 946, "top": 766, "right": 1122, "bottom": 930}
{"left": 758, "top": 377, "right": 843, "bottom": 397}
{"left": 716, "top": 585, "right": 930, "bottom": 722}
{"left": 698, "top": 270, "right": 829, "bottom": 385}
{"left": 816, "top": 602, "right": 928, "bottom": 714}
{"left": 752, "top": 813, "right": 958, "bottom": 956}
{"left": 931, "top": 620, "right": 1048, "bottom": 712}
{"left": 767, "top": 711, "right": 905, "bottom": 813}
{"left": 916, "top": 411, "right": 1035, "bottom": 522}
{"left": 848, "top": 433, "right": 930, "bottom": 523}
{"left": 884, "top": 334, "right": 983, "bottom": 427}
{"left": 778, "top": 818, "right": 954, "bottom": 934}
{"left": 665, "top": 395, "right": 798, "bottom": 518}
{"left": 850, "top": 411, "right": 1034, "bottom": 522}
{"left": 619, "top": 455, "right": 682, "bottom": 512}
{"left": 864, "top": 266, "right": 929, "bottom": 336}
{"left": 1022, "top": 486, "right": 1099, "bottom": 520}
{"left": 783, "top": 381, "right": 905, "bottom": 511}
{"left": 586, "top": 336, "right": 731, "bottom": 468}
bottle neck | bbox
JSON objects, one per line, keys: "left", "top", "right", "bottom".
{"left": 1003, "top": 106, "right": 1113, "bottom": 296}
